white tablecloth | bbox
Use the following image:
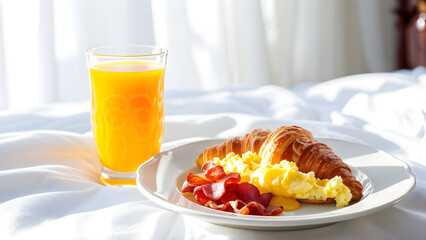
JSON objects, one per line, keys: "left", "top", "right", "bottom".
{"left": 1, "top": 69, "right": 426, "bottom": 239}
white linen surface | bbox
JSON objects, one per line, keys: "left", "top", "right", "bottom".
{"left": 1, "top": 69, "right": 426, "bottom": 239}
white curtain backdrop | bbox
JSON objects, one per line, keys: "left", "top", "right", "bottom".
{"left": 0, "top": 0, "right": 396, "bottom": 110}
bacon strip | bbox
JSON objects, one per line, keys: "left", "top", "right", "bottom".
{"left": 182, "top": 162, "right": 283, "bottom": 216}
{"left": 201, "top": 161, "right": 227, "bottom": 181}
{"left": 205, "top": 200, "right": 283, "bottom": 216}
{"left": 181, "top": 173, "right": 210, "bottom": 193}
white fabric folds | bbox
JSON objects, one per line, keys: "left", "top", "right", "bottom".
{"left": 1, "top": 69, "right": 426, "bottom": 239}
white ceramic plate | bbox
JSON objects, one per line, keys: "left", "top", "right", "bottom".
{"left": 136, "top": 139, "right": 416, "bottom": 230}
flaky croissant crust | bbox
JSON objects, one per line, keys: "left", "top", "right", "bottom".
{"left": 196, "top": 126, "right": 363, "bottom": 203}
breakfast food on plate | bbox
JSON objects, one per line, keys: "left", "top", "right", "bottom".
{"left": 213, "top": 152, "right": 352, "bottom": 208}
{"left": 182, "top": 125, "right": 363, "bottom": 215}
{"left": 182, "top": 161, "right": 283, "bottom": 216}
{"left": 195, "top": 126, "right": 363, "bottom": 202}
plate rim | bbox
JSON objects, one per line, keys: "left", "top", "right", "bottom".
{"left": 136, "top": 138, "right": 417, "bottom": 228}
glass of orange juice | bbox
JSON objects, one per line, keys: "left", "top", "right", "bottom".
{"left": 86, "top": 45, "right": 167, "bottom": 185}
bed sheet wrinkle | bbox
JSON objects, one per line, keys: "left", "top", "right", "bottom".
{"left": 166, "top": 85, "right": 317, "bottom": 120}
{"left": 0, "top": 112, "right": 91, "bottom": 134}
{"left": 0, "top": 166, "right": 100, "bottom": 203}
{"left": 0, "top": 130, "right": 98, "bottom": 170}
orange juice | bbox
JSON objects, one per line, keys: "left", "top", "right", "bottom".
{"left": 90, "top": 60, "right": 165, "bottom": 175}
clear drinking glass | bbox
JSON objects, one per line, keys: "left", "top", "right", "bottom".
{"left": 86, "top": 45, "right": 167, "bottom": 185}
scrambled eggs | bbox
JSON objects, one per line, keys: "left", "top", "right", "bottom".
{"left": 213, "top": 152, "right": 352, "bottom": 209}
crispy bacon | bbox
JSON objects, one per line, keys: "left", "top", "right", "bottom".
{"left": 236, "top": 182, "right": 273, "bottom": 208}
{"left": 181, "top": 173, "right": 210, "bottom": 192}
{"left": 205, "top": 200, "right": 284, "bottom": 216}
{"left": 182, "top": 162, "right": 283, "bottom": 216}
{"left": 201, "top": 161, "right": 227, "bottom": 181}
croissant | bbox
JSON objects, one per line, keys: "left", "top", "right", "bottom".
{"left": 196, "top": 126, "right": 363, "bottom": 203}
